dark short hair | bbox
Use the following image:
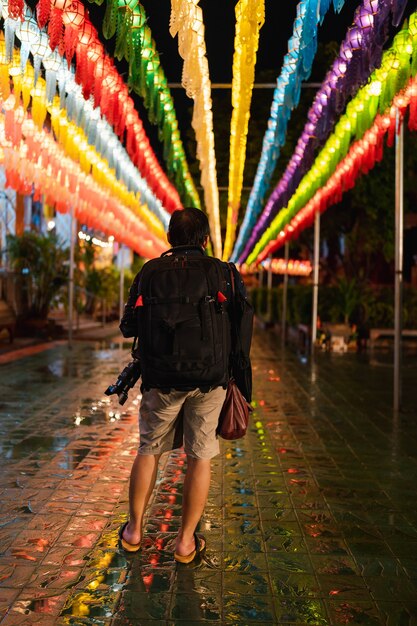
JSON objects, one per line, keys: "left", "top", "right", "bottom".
{"left": 168, "top": 207, "right": 210, "bottom": 247}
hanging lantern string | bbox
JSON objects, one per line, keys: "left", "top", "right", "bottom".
{"left": 31, "top": 0, "right": 200, "bottom": 211}
{"left": 97, "top": 0, "right": 201, "bottom": 210}
{"left": 261, "top": 257, "right": 313, "bottom": 276}
{"left": 222, "top": 0, "right": 265, "bottom": 261}
{"left": 1, "top": 0, "right": 184, "bottom": 213}
{"left": 230, "top": 0, "right": 348, "bottom": 263}
{"left": 58, "top": 74, "right": 170, "bottom": 230}
{"left": 235, "top": 0, "right": 409, "bottom": 264}
{"left": 0, "top": 37, "right": 167, "bottom": 250}
{"left": 48, "top": 101, "right": 168, "bottom": 242}
{"left": 0, "top": 32, "right": 170, "bottom": 232}
{"left": 55, "top": 64, "right": 170, "bottom": 231}
{"left": 169, "top": 0, "right": 222, "bottom": 258}
{"left": 256, "top": 73, "right": 417, "bottom": 265}
{"left": 0, "top": 6, "right": 181, "bottom": 217}
{"left": 0, "top": 93, "right": 167, "bottom": 257}
{"left": 246, "top": 14, "right": 417, "bottom": 266}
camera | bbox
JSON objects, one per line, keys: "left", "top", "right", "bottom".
{"left": 104, "top": 359, "right": 141, "bottom": 405}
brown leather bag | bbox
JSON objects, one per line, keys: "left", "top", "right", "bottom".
{"left": 217, "top": 378, "right": 252, "bottom": 440}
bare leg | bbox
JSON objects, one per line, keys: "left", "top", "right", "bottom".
{"left": 175, "top": 456, "right": 211, "bottom": 556}
{"left": 123, "top": 452, "right": 161, "bottom": 545}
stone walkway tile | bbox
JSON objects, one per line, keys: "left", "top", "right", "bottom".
{"left": 366, "top": 576, "right": 417, "bottom": 602}
{"left": 40, "top": 547, "right": 90, "bottom": 568}
{"left": 0, "top": 589, "right": 20, "bottom": 616}
{"left": 223, "top": 571, "right": 268, "bottom": 595}
{"left": 117, "top": 591, "right": 171, "bottom": 620}
{"left": 27, "top": 565, "right": 84, "bottom": 590}
{"left": 222, "top": 593, "right": 275, "bottom": 622}
{"left": 377, "top": 601, "right": 417, "bottom": 625}
{"left": 124, "top": 568, "right": 174, "bottom": 593}
{"left": 267, "top": 553, "right": 314, "bottom": 575}
{"left": 273, "top": 597, "right": 329, "bottom": 625}
{"left": 59, "top": 588, "right": 120, "bottom": 621}
{"left": 309, "top": 555, "right": 361, "bottom": 577}
{"left": 0, "top": 566, "right": 37, "bottom": 590}
{"left": 270, "top": 572, "right": 320, "bottom": 598}
{"left": 1, "top": 616, "right": 58, "bottom": 625}
{"left": 75, "top": 566, "right": 126, "bottom": 592}
{"left": 6, "top": 589, "right": 71, "bottom": 620}
{"left": 170, "top": 591, "right": 222, "bottom": 621}
{"left": 323, "top": 598, "right": 383, "bottom": 625}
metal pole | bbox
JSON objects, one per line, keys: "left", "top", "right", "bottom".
{"left": 394, "top": 110, "right": 404, "bottom": 413}
{"left": 311, "top": 211, "right": 320, "bottom": 355}
{"left": 267, "top": 258, "right": 273, "bottom": 321}
{"left": 281, "top": 242, "right": 289, "bottom": 349}
{"left": 119, "top": 245, "right": 125, "bottom": 321}
{"left": 68, "top": 206, "right": 76, "bottom": 348}
{"left": 258, "top": 266, "right": 264, "bottom": 287}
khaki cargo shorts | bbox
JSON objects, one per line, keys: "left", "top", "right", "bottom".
{"left": 138, "top": 386, "right": 227, "bottom": 459}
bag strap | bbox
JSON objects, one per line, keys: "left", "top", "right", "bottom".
{"left": 161, "top": 245, "right": 205, "bottom": 257}
{"left": 131, "top": 336, "right": 138, "bottom": 357}
{"left": 227, "top": 263, "right": 243, "bottom": 355}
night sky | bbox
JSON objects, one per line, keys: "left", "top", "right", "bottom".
{"left": 137, "top": 0, "right": 362, "bottom": 82}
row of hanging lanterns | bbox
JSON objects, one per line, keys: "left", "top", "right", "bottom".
{"left": 255, "top": 75, "right": 417, "bottom": 265}
{"left": 97, "top": 0, "right": 201, "bottom": 209}
{"left": 261, "top": 257, "right": 313, "bottom": 276}
{"left": 234, "top": 0, "right": 409, "bottom": 264}
{"left": 1, "top": 0, "right": 184, "bottom": 214}
{"left": 1, "top": 32, "right": 170, "bottom": 243}
{"left": 222, "top": 0, "right": 265, "bottom": 261}
{"left": 1, "top": 0, "right": 415, "bottom": 262}
{"left": 246, "top": 14, "right": 417, "bottom": 265}
{"left": 231, "top": 0, "right": 348, "bottom": 262}
{"left": 1, "top": 94, "right": 167, "bottom": 256}
{"left": 169, "top": 0, "right": 222, "bottom": 257}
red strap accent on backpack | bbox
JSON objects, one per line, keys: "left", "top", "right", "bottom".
{"left": 135, "top": 295, "right": 144, "bottom": 307}
{"left": 217, "top": 291, "right": 227, "bottom": 303}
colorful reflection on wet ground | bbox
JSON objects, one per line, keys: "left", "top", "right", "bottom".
{"left": 0, "top": 330, "right": 416, "bottom": 624}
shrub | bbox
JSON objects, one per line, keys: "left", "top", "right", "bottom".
{"left": 249, "top": 283, "right": 417, "bottom": 329}
{"left": 7, "top": 232, "right": 68, "bottom": 319}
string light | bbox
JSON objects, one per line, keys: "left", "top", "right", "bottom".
{"left": 170, "top": 0, "right": 222, "bottom": 256}
{"left": 253, "top": 66, "right": 417, "bottom": 265}
{"left": 231, "top": 0, "right": 347, "bottom": 262}
{"left": 246, "top": 14, "right": 417, "bottom": 265}
{"left": 261, "top": 258, "right": 312, "bottom": 277}
{"left": 222, "top": 0, "right": 264, "bottom": 261}
{"left": 233, "top": 0, "right": 408, "bottom": 264}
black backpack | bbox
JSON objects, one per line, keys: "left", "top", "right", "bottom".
{"left": 135, "top": 247, "right": 231, "bottom": 391}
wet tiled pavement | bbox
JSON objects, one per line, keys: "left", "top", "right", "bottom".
{"left": 0, "top": 330, "right": 417, "bottom": 625}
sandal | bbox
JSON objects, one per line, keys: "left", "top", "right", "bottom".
{"left": 118, "top": 521, "right": 141, "bottom": 553}
{"left": 174, "top": 533, "right": 206, "bottom": 564}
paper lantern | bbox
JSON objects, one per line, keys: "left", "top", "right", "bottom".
{"left": 42, "top": 49, "right": 61, "bottom": 101}
{"left": 36, "top": 0, "right": 51, "bottom": 29}
{"left": 7, "top": 0, "right": 24, "bottom": 20}
{"left": 31, "top": 32, "right": 49, "bottom": 84}
{"left": 355, "top": 8, "right": 374, "bottom": 31}
{"left": 18, "top": 14, "right": 40, "bottom": 72}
